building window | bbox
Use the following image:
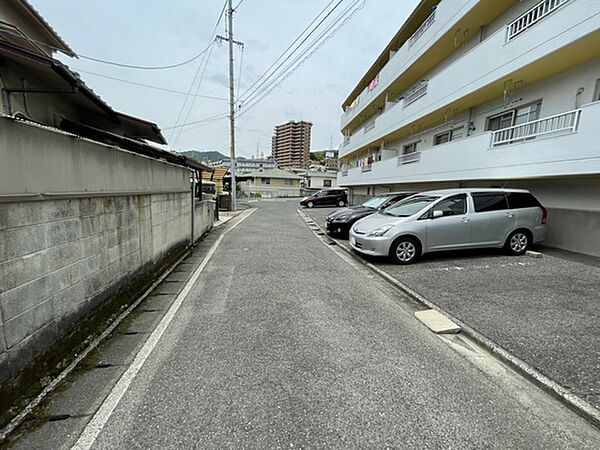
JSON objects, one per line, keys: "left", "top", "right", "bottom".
{"left": 285, "top": 179, "right": 294, "bottom": 186}
{"left": 594, "top": 79, "right": 600, "bottom": 102}
{"left": 403, "top": 142, "right": 417, "bottom": 155}
{"left": 433, "top": 127, "right": 464, "bottom": 146}
{"left": 261, "top": 178, "right": 271, "bottom": 185}
{"left": 486, "top": 101, "right": 542, "bottom": 131}
{"left": 323, "top": 179, "right": 332, "bottom": 187}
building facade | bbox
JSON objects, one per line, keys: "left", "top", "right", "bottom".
{"left": 337, "top": 0, "right": 600, "bottom": 257}
{"left": 241, "top": 168, "right": 302, "bottom": 198}
{"left": 209, "top": 157, "right": 277, "bottom": 174}
{"left": 272, "top": 121, "right": 312, "bottom": 168}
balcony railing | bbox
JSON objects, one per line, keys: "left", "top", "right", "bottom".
{"left": 361, "top": 164, "right": 373, "bottom": 172}
{"left": 342, "top": 135, "right": 350, "bottom": 146}
{"left": 507, "top": 0, "right": 570, "bottom": 41}
{"left": 403, "top": 82, "right": 428, "bottom": 108}
{"left": 397, "top": 151, "right": 421, "bottom": 165}
{"left": 490, "top": 108, "right": 581, "bottom": 147}
{"left": 341, "top": 164, "right": 349, "bottom": 176}
{"left": 364, "top": 120, "right": 376, "bottom": 133}
{"left": 408, "top": 10, "right": 436, "bottom": 48}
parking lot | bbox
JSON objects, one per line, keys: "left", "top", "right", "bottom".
{"left": 303, "top": 205, "right": 600, "bottom": 409}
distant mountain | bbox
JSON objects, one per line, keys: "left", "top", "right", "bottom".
{"left": 180, "top": 150, "right": 228, "bottom": 163}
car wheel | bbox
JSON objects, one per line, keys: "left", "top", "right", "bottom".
{"left": 307, "top": 201, "right": 314, "bottom": 208}
{"left": 338, "top": 200, "right": 345, "bottom": 207}
{"left": 505, "top": 230, "right": 530, "bottom": 255}
{"left": 391, "top": 237, "right": 420, "bottom": 265}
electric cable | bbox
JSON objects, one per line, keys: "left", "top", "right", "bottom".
{"left": 0, "top": 26, "right": 217, "bottom": 70}
{"left": 241, "top": 0, "right": 361, "bottom": 106}
{"left": 168, "top": 0, "right": 228, "bottom": 145}
{"left": 238, "top": 0, "right": 341, "bottom": 102}
{"left": 75, "top": 69, "right": 228, "bottom": 100}
{"left": 238, "top": 0, "right": 366, "bottom": 117}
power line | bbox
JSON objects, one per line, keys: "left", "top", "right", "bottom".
{"left": 162, "top": 112, "right": 230, "bottom": 130}
{"left": 238, "top": 0, "right": 366, "bottom": 118}
{"left": 171, "top": 42, "right": 218, "bottom": 145}
{"left": 74, "top": 69, "right": 228, "bottom": 100}
{"left": 169, "top": 0, "right": 228, "bottom": 145}
{"left": 238, "top": 0, "right": 341, "bottom": 102}
{"left": 0, "top": 27, "right": 216, "bottom": 70}
{"left": 241, "top": 0, "right": 361, "bottom": 107}
{"left": 234, "top": 0, "right": 246, "bottom": 11}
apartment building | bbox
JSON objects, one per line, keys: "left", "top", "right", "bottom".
{"left": 272, "top": 121, "right": 313, "bottom": 168}
{"left": 209, "top": 157, "right": 277, "bottom": 174}
{"left": 338, "top": 0, "right": 600, "bottom": 257}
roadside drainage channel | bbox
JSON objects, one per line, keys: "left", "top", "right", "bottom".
{"left": 297, "top": 208, "right": 600, "bottom": 429}
{"left": 0, "top": 210, "right": 247, "bottom": 446}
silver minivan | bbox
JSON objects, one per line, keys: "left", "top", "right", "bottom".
{"left": 349, "top": 188, "right": 547, "bottom": 264}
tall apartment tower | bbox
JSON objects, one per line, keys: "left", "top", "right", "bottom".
{"left": 271, "top": 121, "right": 312, "bottom": 168}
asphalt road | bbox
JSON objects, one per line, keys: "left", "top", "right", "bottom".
{"left": 305, "top": 205, "right": 600, "bottom": 410}
{"left": 24, "top": 200, "right": 600, "bottom": 448}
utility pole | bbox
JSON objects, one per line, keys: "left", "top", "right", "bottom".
{"left": 217, "top": 0, "right": 243, "bottom": 211}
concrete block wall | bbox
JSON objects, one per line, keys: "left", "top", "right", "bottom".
{"left": 194, "top": 200, "right": 215, "bottom": 239}
{"left": 0, "top": 192, "right": 193, "bottom": 384}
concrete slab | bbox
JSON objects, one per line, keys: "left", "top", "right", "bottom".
{"left": 415, "top": 310, "right": 461, "bottom": 334}
{"left": 142, "top": 294, "right": 176, "bottom": 311}
{"left": 48, "top": 366, "right": 125, "bottom": 416}
{"left": 153, "top": 280, "right": 186, "bottom": 295}
{"left": 121, "top": 310, "right": 164, "bottom": 334}
{"left": 164, "top": 271, "right": 191, "bottom": 282}
{"left": 526, "top": 250, "right": 543, "bottom": 258}
{"left": 9, "top": 415, "right": 90, "bottom": 450}
{"left": 96, "top": 333, "right": 147, "bottom": 366}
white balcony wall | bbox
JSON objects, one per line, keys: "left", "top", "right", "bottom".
{"left": 340, "top": 0, "right": 477, "bottom": 130}
{"left": 339, "top": 100, "right": 600, "bottom": 187}
{"left": 340, "top": 0, "right": 598, "bottom": 159}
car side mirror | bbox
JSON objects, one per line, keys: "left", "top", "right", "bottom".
{"left": 432, "top": 210, "right": 444, "bottom": 219}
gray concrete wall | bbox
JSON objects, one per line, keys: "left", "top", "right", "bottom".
{"left": 0, "top": 193, "right": 192, "bottom": 383}
{"left": 0, "top": 118, "right": 214, "bottom": 386}
{"left": 0, "top": 118, "right": 188, "bottom": 199}
{"left": 194, "top": 200, "right": 215, "bottom": 240}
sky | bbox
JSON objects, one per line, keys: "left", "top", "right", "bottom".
{"left": 33, "top": 0, "right": 420, "bottom": 158}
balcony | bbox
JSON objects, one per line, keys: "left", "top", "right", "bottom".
{"left": 409, "top": 10, "right": 436, "bottom": 48}
{"left": 403, "top": 81, "right": 428, "bottom": 108}
{"left": 339, "top": 101, "right": 600, "bottom": 187}
{"left": 364, "top": 119, "right": 376, "bottom": 133}
{"left": 507, "top": 0, "right": 570, "bottom": 42}
{"left": 398, "top": 151, "right": 421, "bottom": 165}
{"left": 361, "top": 163, "right": 372, "bottom": 173}
{"left": 490, "top": 109, "right": 580, "bottom": 147}
{"left": 339, "top": 0, "right": 593, "bottom": 159}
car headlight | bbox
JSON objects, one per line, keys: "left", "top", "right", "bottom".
{"left": 335, "top": 215, "right": 349, "bottom": 221}
{"left": 368, "top": 224, "right": 395, "bottom": 237}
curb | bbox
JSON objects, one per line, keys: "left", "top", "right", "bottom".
{"left": 297, "top": 208, "right": 600, "bottom": 429}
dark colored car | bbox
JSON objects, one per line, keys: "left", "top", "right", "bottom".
{"left": 325, "top": 192, "right": 414, "bottom": 237}
{"left": 300, "top": 189, "right": 348, "bottom": 208}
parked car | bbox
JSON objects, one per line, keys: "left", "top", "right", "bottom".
{"left": 325, "top": 192, "right": 414, "bottom": 237}
{"left": 349, "top": 188, "right": 547, "bottom": 264}
{"left": 300, "top": 189, "right": 348, "bottom": 208}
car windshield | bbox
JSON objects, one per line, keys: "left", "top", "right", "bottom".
{"left": 362, "top": 196, "right": 390, "bottom": 209}
{"left": 383, "top": 195, "right": 439, "bottom": 217}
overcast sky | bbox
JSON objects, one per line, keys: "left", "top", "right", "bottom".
{"left": 33, "top": 0, "right": 419, "bottom": 157}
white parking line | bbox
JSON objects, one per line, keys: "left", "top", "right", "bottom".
{"left": 424, "top": 261, "right": 535, "bottom": 273}
{"left": 71, "top": 208, "right": 256, "bottom": 450}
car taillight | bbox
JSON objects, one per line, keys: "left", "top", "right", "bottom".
{"left": 541, "top": 206, "right": 548, "bottom": 224}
